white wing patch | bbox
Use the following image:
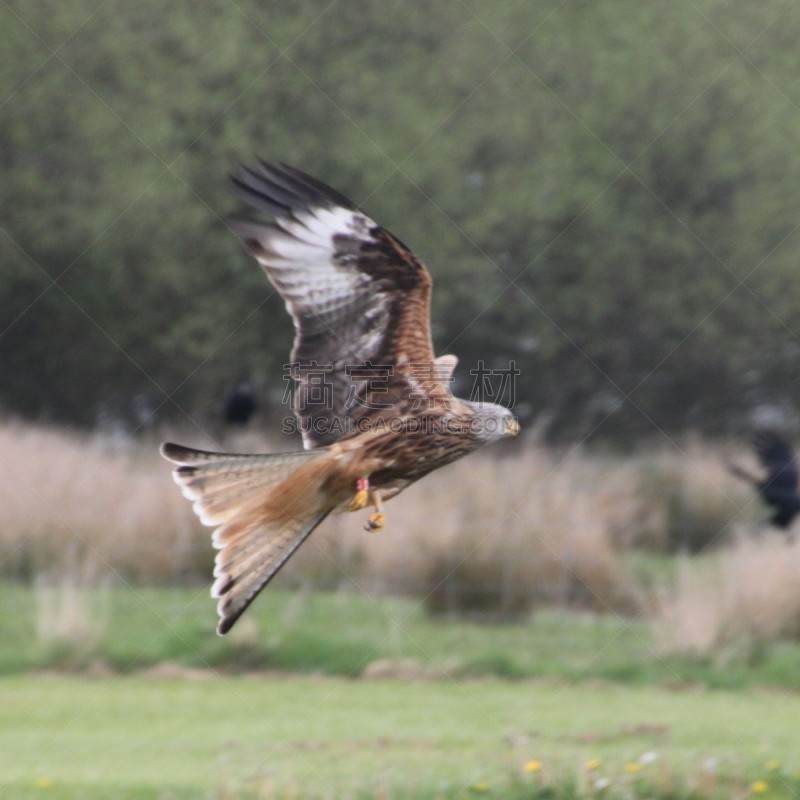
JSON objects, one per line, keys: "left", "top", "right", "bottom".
{"left": 242, "top": 207, "right": 379, "bottom": 318}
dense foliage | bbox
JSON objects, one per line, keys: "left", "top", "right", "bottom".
{"left": 4, "top": 0, "right": 800, "bottom": 439}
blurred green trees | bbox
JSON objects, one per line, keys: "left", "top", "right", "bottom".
{"left": 3, "top": 0, "right": 800, "bottom": 439}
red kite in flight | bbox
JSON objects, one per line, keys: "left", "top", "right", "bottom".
{"left": 162, "top": 162, "right": 519, "bottom": 634}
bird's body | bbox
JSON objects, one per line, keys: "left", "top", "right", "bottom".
{"left": 161, "top": 161, "right": 518, "bottom": 633}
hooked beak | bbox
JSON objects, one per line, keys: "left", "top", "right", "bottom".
{"left": 505, "top": 417, "right": 520, "bottom": 437}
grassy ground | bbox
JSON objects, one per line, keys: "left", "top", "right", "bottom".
{"left": 5, "top": 582, "right": 800, "bottom": 693}
{"left": 2, "top": 675, "right": 800, "bottom": 799}
{"left": 4, "top": 421, "right": 800, "bottom": 797}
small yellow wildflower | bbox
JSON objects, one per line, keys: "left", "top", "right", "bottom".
{"left": 524, "top": 759, "right": 543, "bottom": 773}
{"left": 624, "top": 762, "right": 642, "bottom": 774}
{"left": 585, "top": 758, "right": 602, "bottom": 771}
{"left": 469, "top": 781, "right": 490, "bottom": 793}
{"left": 33, "top": 777, "right": 53, "bottom": 789}
{"left": 751, "top": 781, "right": 769, "bottom": 795}
{"left": 765, "top": 759, "right": 782, "bottom": 771}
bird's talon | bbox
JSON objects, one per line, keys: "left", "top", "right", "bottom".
{"left": 365, "top": 512, "right": 385, "bottom": 532}
{"left": 348, "top": 489, "right": 369, "bottom": 511}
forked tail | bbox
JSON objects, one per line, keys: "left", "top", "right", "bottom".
{"left": 161, "top": 442, "right": 332, "bottom": 634}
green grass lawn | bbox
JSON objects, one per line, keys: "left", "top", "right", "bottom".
{"left": 1, "top": 675, "right": 799, "bottom": 799}
{"left": 4, "top": 581, "right": 800, "bottom": 692}
{"left": 3, "top": 581, "right": 800, "bottom": 798}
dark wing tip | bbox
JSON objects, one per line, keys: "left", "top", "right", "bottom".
{"left": 215, "top": 591, "right": 249, "bottom": 636}
{"left": 160, "top": 441, "right": 189, "bottom": 462}
{"left": 160, "top": 442, "right": 227, "bottom": 465}
{"left": 230, "top": 173, "right": 292, "bottom": 217}
{"left": 230, "top": 159, "right": 358, "bottom": 220}
{"left": 216, "top": 615, "right": 236, "bottom": 636}
{"left": 274, "top": 161, "right": 357, "bottom": 209}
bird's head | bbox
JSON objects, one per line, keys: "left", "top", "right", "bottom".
{"left": 466, "top": 402, "right": 520, "bottom": 442}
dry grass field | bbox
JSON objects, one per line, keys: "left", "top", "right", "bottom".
{"left": 2, "top": 418, "right": 799, "bottom": 661}
{"left": 4, "top": 420, "right": 800, "bottom": 799}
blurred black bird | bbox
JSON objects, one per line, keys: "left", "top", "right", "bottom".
{"left": 730, "top": 429, "right": 800, "bottom": 531}
{"left": 222, "top": 380, "right": 258, "bottom": 426}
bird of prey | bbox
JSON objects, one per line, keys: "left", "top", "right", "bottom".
{"left": 161, "top": 161, "right": 519, "bottom": 634}
{"left": 730, "top": 429, "right": 800, "bottom": 531}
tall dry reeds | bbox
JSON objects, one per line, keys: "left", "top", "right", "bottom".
{"left": 0, "top": 421, "right": 645, "bottom": 614}
{"left": 628, "top": 440, "right": 757, "bottom": 553}
{"left": 320, "top": 447, "right": 645, "bottom": 617}
{"left": 654, "top": 535, "right": 800, "bottom": 657}
{"left": 0, "top": 419, "right": 790, "bottom": 633}
{"left": 0, "top": 420, "right": 206, "bottom": 581}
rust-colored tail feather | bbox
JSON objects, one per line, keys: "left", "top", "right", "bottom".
{"left": 161, "top": 442, "right": 332, "bottom": 634}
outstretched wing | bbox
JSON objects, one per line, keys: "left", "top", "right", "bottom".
{"left": 753, "top": 429, "right": 798, "bottom": 490}
{"left": 229, "top": 161, "right": 448, "bottom": 448}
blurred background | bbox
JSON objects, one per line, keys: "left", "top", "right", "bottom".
{"left": 6, "top": 1, "right": 800, "bottom": 439}
{"left": 4, "top": 2, "right": 800, "bottom": 798}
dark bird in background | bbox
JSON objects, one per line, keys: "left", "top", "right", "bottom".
{"left": 222, "top": 380, "right": 258, "bottom": 426}
{"left": 730, "top": 429, "right": 800, "bottom": 531}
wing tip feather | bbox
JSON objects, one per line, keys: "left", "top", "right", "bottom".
{"left": 160, "top": 441, "right": 186, "bottom": 462}
{"left": 231, "top": 159, "right": 358, "bottom": 222}
{"left": 212, "top": 573, "right": 235, "bottom": 598}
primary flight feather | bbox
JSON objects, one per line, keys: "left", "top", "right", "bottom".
{"left": 161, "top": 161, "right": 519, "bottom": 634}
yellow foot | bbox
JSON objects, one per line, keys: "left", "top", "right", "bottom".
{"left": 348, "top": 489, "right": 369, "bottom": 511}
{"left": 365, "top": 512, "right": 386, "bottom": 532}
